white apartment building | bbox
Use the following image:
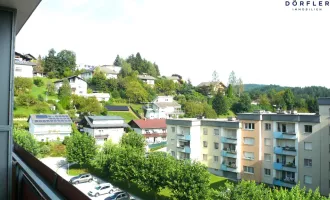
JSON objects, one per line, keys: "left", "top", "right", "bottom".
{"left": 145, "top": 96, "right": 184, "bottom": 119}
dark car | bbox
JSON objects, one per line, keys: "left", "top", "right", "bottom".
{"left": 104, "top": 191, "right": 131, "bottom": 200}
{"left": 69, "top": 173, "right": 93, "bottom": 184}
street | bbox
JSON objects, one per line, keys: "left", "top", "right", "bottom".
{"left": 40, "top": 157, "right": 141, "bottom": 200}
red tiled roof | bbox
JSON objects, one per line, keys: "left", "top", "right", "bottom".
{"left": 131, "top": 119, "right": 166, "bottom": 129}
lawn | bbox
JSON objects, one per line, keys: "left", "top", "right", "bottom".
{"left": 30, "top": 77, "right": 58, "bottom": 100}
{"left": 111, "top": 102, "right": 144, "bottom": 117}
{"left": 219, "top": 110, "right": 235, "bottom": 118}
{"left": 107, "top": 111, "right": 139, "bottom": 123}
{"left": 14, "top": 105, "right": 53, "bottom": 118}
{"left": 68, "top": 164, "right": 89, "bottom": 176}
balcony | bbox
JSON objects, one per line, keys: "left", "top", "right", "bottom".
{"left": 273, "top": 178, "right": 296, "bottom": 188}
{"left": 177, "top": 134, "right": 191, "bottom": 141}
{"left": 274, "top": 146, "right": 297, "bottom": 156}
{"left": 221, "top": 149, "right": 237, "bottom": 158}
{"left": 273, "top": 131, "right": 297, "bottom": 140}
{"left": 221, "top": 137, "right": 237, "bottom": 144}
{"left": 220, "top": 163, "right": 238, "bottom": 173}
{"left": 273, "top": 162, "right": 297, "bottom": 173}
{"left": 177, "top": 146, "right": 191, "bottom": 153}
{"left": 12, "top": 143, "right": 89, "bottom": 200}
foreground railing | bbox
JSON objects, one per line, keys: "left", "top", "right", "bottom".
{"left": 12, "top": 143, "right": 89, "bottom": 200}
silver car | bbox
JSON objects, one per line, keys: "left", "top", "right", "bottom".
{"left": 69, "top": 173, "right": 93, "bottom": 184}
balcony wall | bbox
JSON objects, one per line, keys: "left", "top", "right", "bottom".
{"left": 221, "top": 150, "right": 237, "bottom": 158}
{"left": 273, "top": 162, "right": 297, "bottom": 173}
{"left": 220, "top": 164, "right": 238, "bottom": 173}
{"left": 273, "top": 132, "right": 297, "bottom": 140}
{"left": 274, "top": 147, "right": 297, "bottom": 156}
{"left": 221, "top": 137, "right": 237, "bottom": 144}
{"left": 177, "top": 134, "right": 191, "bottom": 141}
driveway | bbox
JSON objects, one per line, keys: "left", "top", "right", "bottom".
{"left": 40, "top": 157, "right": 141, "bottom": 200}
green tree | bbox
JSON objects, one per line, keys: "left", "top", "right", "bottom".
{"left": 58, "top": 79, "right": 72, "bottom": 99}
{"left": 43, "top": 49, "right": 58, "bottom": 75}
{"left": 46, "top": 82, "right": 56, "bottom": 96}
{"left": 56, "top": 50, "right": 76, "bottom": 77}
{"left": 284, "top": 88, "right": 295, "bottom": 110}
{"left": 16, "top": 94, "right": 37, "bottom": 106}
{"left": 259, "top": 94, "right": 271, "bottom": 110}
{"left": 226, "top": 84, "right": 234, "bottom": 98}
{"left": 203, "top": 103, "right": 218, "bottom": 118}
{"left": 14, "top": 77, "right": 33, "bottom": 96}
{"left": 237, "top": 77, "right": 244, "bottom": 97}
{"left": 125, "top": 80, "right": 148, "bottom": 103}
{"left": 66, "top": 132, "right": 97, "bottom": 167}
{"left": 13, "top": 128, "right": 39, "bottom": 156}
{"left": 33, "top": 78, "right": 44, "bottom": 87}
{"left": 91, "top": 67, "right": 108, "bottom": 92}
{"left": 120, "top": 131, "right": 146, "bottom": 152}
{"left": 228, "top": 71, "right": 237, "bottom": 94}
{"left": 212, "top": 91, "right": 229, "bottom": 115}
{"left": 155, "top": 79, "right": 176, "bottom": 95}
{"left": 183, "top": 101, "right": 204, "bottom": 117}
{"left": 232, "top": 93, "right": 251, "bottom": 113}
{"left": 113, "top": 55, "right": 122, "bottom": 66}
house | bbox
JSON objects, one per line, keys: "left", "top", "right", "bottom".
{"left": 79, "top": 70, "right": 94, "bottom": 80}
{"left": 24, "top": 54, "right": 36, "bottom": 60}
{"left": 128, "top": 119, "right": 167, "bottom": 144}
{"left": 82, "top": 116, "right": 128, "bottom": 145}
{"left": 54, "top": 76, "right": 87, "bottom": 96}
{"left": 138, "top": 73, "right": 156, "bottom": 86}
{"left": 144, "top": 96, "right": 184, "bottom": 119}
{"left": 14, "top": 60, "right": 35, "bottom": 78}
{"left": 27, "top": 114, "right": 72, "bottom": 142}
{"left": 99, "top": 65, "right": 121, "bottom": 79}
{"left": 84, "top": 93, "right": 110, "bottom": 102}
{"left": 165, "top": 76, "right": 180, "bottom": 83}
{"left": 251, "top": 100, "right": 259, "bottom": 105}
{"left": 197, "top": 81, "right": 227, "bottom": 94}
{"left": 33, "top": 69, "right": 45, "bottom": 77}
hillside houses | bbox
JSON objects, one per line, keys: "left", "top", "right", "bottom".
{"left": 138, "top": 73, "right": 156, "bottom": 86}
{"left": 128, "top": 119, "right": 167, "bottom": 144}
{"left": 144, "top": 96, "right": 184, "bottom": 119}
{"left": 78, "top": 65, "right": 121, "bottom": 80}
{"left": 197, "top": 81, "right": 227, "bottom": 95}
{"left": 14, "top": 52, "right": 36, "bottom": 78}
{"left": 54, "top": 76, "right": 87, "bottom": 96}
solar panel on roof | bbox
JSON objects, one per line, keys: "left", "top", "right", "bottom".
{"left": 36, "top": 115, "right": 48, "bottom": 119}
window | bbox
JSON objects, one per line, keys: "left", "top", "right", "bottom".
{"left": 243, "top": 151, "right": 254, "bottom": 160}
{"left": 264, "top": 153, "right": 271, "bottom": 162}
{"left": 214, "top": 142, "right": 219, "bottom": 149}
{"left": 304, "top": 175, "right": 312, "bottom": 184}
{"left": 171, "top": 127, "right": 176, "bottom": 133}
{"left": 304, "top": 142, "right": 312, "bottom": 150}
{"left": 243, "top": 137, "right": 255, "bottom": 145}
{"left": 214, "top": 156, "right": 219, "bottom": 162}
{"left": 203, "top": 128, "right": 208, "bottom": 135}
{"left": 265, "top": 123, "right": 271, "bottom": 131}
{"left": 264, "top": 138, "right": 271, "bottom": 146}
{"left": 214, "top": 129, "right": 220, "bottom": 135}
{"left": 244, "top": 123, "right": 255, "bottom": 130}
{"left": 264, "top": 168, "right": 271, "bottom": 176}
{"left": 304, "top": 159, "right": 312, "bottom": 167}
{"left": 203, "top": 154, "right": 208, "bottom": 161}
{"left": 243, "top": 166, "right": 254, "bottom": 174}
{"left": 203, "top": 141, "right": 208, "bottom": 148}
{"left": 304, "top": 125, "right": 312, "bottom": 133}
{"left": 171, "top": 151, "right": 175, "bottom": 157}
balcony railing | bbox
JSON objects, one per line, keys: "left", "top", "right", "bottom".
{"left": 177, "top": 146, "right": 191, "bottom": 153}
{"left": 12, "top": 143, "right": 89, "bottom": 200}
{"left": 221, "top": 137, "right": 237, "bottom": 144}
{"left": 273, "top": 162, "right": 297, "bottom": 172}
{"left": 274, "top": 146, "right": 297, "bottom": 156}
{"left": 273, "top": 178, "right": 296, "bottom": 188}
{"left": 273, "top": 131, "right": 297, "bottom": 139}
{"left": 177, "top": 134, "right": 191, "bottom": 141}
{"left": 220, "top": 163, "right": 238, "bottom": 172}
{"left": 221, "top": 149, "right": 237, "bottom": 158}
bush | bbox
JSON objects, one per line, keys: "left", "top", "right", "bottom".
{"left": 33, "top": 78, "right": 44, "bottom": 87}
{"left": 13, "top": 121, "right": 29, "bottom": 130}
{"left": 33, "top": 102, "right": 49, "bottom": 113}
{"left": 47, "top": 71, "right": 56, "bottom": 79}
{"left": 16, "top": 94, "right": 37, "bottom": 106}
{"left": 38, "top": 94, "right": 44, "bottom": 102}
{"left": 14, "top": 113, "right": 29, "bottom": 118}
{"left": 14, "top": 77, "right": 33, "bottom": 96}
{"left": 13, "top": 128, "right": 39, "bottom": 156}
{"left": 111, "top": 90, "right": 120, "bottom": 99}
{"left": 62, "top": 136, "right": 70, "bottom": 145}
{"left": 39, "top": 144, "right": 51, "bottom": 155}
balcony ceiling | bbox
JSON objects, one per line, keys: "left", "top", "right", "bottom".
{"left": 0, "top": 0, "right": 41, "bottom": 34}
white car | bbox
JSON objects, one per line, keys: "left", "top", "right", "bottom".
{"left": 88, "top": 183, "right": 116, "bottom": 197}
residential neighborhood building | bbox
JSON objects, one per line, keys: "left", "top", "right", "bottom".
{"left": 79, "top": 70, "right": 94, "bottom": 80}
{"left": 128, "top": 119, "right": 167, "bottom": 144}
{"left": 144, "top": 96, "right": 184, "bottom": 119}
{"left": 14, "top": 60, "right": 35, "bottom": 78}
{"left": 82, "top": 116, "right": 128, "bottom": 145}
{"left": 54, "top": 75, "right": 87, "bottom": 96}
{"left": 138, "top": 73, "right": 156, "bottom": 86}
{"left": 197, "top": 81, "right": 227, "bottom": 94}
{"left": 33, "top": 69, "right": 45, "bottom": 77}
{"left": 99, "top": 65, "right": 121, "bottom": 79}
{"left": 28, "top": 114, "right": 72, "bottom": 142}
{"left": 166, "top": 97, "right": 330, "bottom": 196}
{"left": 165, "top": 75, "right": 181, "bottom": 83}
{"left": 84, "top": 93, "right": 110, "bottom": 102}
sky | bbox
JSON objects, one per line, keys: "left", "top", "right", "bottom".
{"left": 16, "top": 0, "right": 330, "bottom": 87}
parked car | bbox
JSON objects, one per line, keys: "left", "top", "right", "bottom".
{"left": 104, "top": 191, "right": 131, "bottom": 200}
{"left": 88, "top": 183, "right": 116, "bottom": 197}
{"left": 69, "top": 173, "right": 93, "bottom": 184}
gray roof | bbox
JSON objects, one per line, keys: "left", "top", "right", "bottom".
{"left": 84, "top": 116, "right": 128, "bottom": 128}
{"left": 54, "top": 75, "right": 86, "bottom": 83}
{"left": 99, "top": 67, "right": 119, "bottom": 75}
{"left": 28, "top": 114, "right": 72, "bottom": 125}
{"left": 15, "top": 60, "right": 37, "bottom": 66}
{"left": 154, "top": 101, "right": 181, "bottom": 108}
{"left": 318, "top": 98, "right": 330, "bottom": 105}
{"left": 138, "top": 74, "right": 156, "bottom": 80}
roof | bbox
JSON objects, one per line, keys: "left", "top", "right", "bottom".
{"left": 129, "top": 119, "right": 166, "bottom": 129}
{"left": 99, "top": 67, "right": 119, "bottom": 75}
{"left": 197, "top": 81, "right": 226, "bottom": 88}
{"left": 154, "top": 101, "right": 181, "bottom": 108}
{"left": 105, "top": 105, "right": 129, "bottom": 111}
{"left": 28, "top": 114, "right": 72, "bottom": 125}
{"left": 318, "top": 98, "right": 330, "bottom": 105}
{"left": 138, "top": 74, "right": 156, "bottom": 80}
{"left": 15, "top": 60, "right": 36, "bottom": 66}
{"left": 84, "top": 116, "right": 128, "bottom": 128}
{"left": 24, "top": 54, "right": 36, "bottom": 60}
{"left": 54, "top": 75, "right": 86, "bottom": 83}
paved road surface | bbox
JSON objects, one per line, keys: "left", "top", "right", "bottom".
{"left": 40, "top": 157, "right": 141, "bottom": 200}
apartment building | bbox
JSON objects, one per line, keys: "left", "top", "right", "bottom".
{"left": 166, "top": 98, "right": 330, "bottom": 196}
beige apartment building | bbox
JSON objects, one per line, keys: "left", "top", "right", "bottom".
{"left": 166, "top": 98, "right": 330, "bottom": 196}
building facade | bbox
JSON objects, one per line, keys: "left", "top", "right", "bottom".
{"left": 138, "top": 74, "right": 156, "bottom": 86}
{"left": 54, "top": 76, "right": 87, "bottom": 96}
{"left": 166, "top": 98, "right": 330, "bottom": 196}
{"left": 144, "top": 96, "right": 184, "bottom": 119}
{"left": 128, "top": 119, "right": 167, "bottom": 144}
{"left": 28, "top": 114, "right": 72, "bottom": 142}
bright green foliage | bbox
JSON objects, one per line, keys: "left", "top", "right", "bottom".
{"left": 46, "top": 82, "right": 56, "bottom": 96}
{"left": 184, "top": 101, "right": 204, "bottom": 117}
{"left": 113, "top": 55, "right": 122, "bottom": 66}
{"left": 203, "top": 103, "right": 218, "bottom": 118}
{"left": 33, "top": 102, "right": 50, "bottom": 113}
{"left": 226, "top": 84, "right": 234, "bottom": 98}
{"left": 66, "top": 132, "right": 97, "bottom": 167}
{"left": 119, "top": 61, "right": 134, "bottom": 77}
{"left": 120, "top": 131, "right": 146, "bottom": 152}
{"left": 91, "top": 68, "right": 108, "bottom": 92}
{"left": 72, "top": 94, "right": 104, "bottom": 115}
{"left": 259, "top": 94, "right": 271, "bottom": 110}
{"left": 284, "top": 88, "right": 295, "bottom": 110}
{"left": 212, "top": 91, "right": 229, "bottom": 115}
{"left": 155, "top": 79, "right": 176, "bottom": 95}
{"left": 16, "top": 94, "right": 37, "bottom": 106}
{"left": 33, "top": 78, "right": 44, "bottom": 87}
{"left": 168, "top": 160, "right": 211, "bottom": 200}
{"left": 43, "top": 49, "right": 76, "bottom": 78}
{"left": 232, "top": 93, "right": 251, "bottom": 113}
{"left": 58, "top": 79, "right": 72, "bottom": 99}
{"left": 126, "top": 53, "right": 160, "bottom": 77}
{"left": 13, "top": 129, "right": 39, "bottom": 156}
{"left": 125, "top": 80, "right": 148, "bottom": 103}
{"left": 14, "top": 77, "right": 33, "bottom": 96}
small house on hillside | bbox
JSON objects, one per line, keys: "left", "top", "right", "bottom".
{"left": 28, "top": 114, "right": 72, "bottom": 142}
{"left": 128, "top": 119, "right": 167, "bottom": 144}
{"left": 14, "top": 52, "right": 35, "bottom": 78}
{"left": 138, "top": 73, "right": 156, "bottom": 86}
{"left": 144, "top": 96, "right": 183, "bottom": 119}
{"left": 197, "top": 81, "right": 227, "bottom": 94}
{"left": 54, "top": 76, "right": 87, "bottom": 96}
{"left": 84, "top": 93, "right": 110, "bottom": 102}
{"left": 99, "top": 65, "right": 121, "bottom": 79}
{"left": 82, "top": 116, "right": 128, "bottom": 145}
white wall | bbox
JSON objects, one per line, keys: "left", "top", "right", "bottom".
{"left": 92, "top": 119, "right": 124, "bottom": 125}
{"left": 29, "top": 119, "right": 72, "bottom": 142}
{"left": 14, "top": 64, "right": 33, "bottom": 78}
{"left": 84, "top": 127, "right": 125, "bottom": 144}
{"left": 54, "top": 77, "right": 87, "bottom": 96}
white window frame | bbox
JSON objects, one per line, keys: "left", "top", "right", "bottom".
{"left": 214, "top": 142, "right": 219, "bottom": 149}
{"left": 304, "top": 159, "right": 312, "bottom": 167}
{"left": 214, "top": 129, "right": 220, "bottom": 136}
{"left": 264, "top": 168, "right": 271, "bottom": 176}
{"left": 203, "top": 128, "right": 208, "bottom": 135}
{"left": 203, "top": 141, "right": 208, "bottom": 148}
{"left": 243, "top": 137, "right": 255, "bottom": 145}
{"left": 171, "top": 127, "right": 176, "bottom": 133}
{"left": 265, "top": 123, "right": 271, "bottom": 131}
{"left": 304, "top": 125, "right": 312, "bottom": 133}
{"left": 243, "top": 151, "right": 254, "bottom": 160}
{"left": 203, "top": 154, "right": 208, "bottom": 161}
{"left": 214, "top": 156, "right": 219, "bottom": 162}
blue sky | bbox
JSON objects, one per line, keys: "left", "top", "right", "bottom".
{"left": 16, "top": 0, "right": 330, "bottom": 87}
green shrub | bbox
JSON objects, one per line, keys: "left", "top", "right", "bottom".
{"left": 39, "top": 144, "right": 50, "bottom": 155}
{"left": 38, "top": 94, "right": 44, "bottom": 102}
{"left": 33, "top": 102, "right": 49, "bottom": 113}
{"left": 14, "top": 113, "right": 29, "bottom": 118}
{"left": 62, "top": 136, "right": 70, "bottom": 145}
{"left": 33, "top": 78, "right": 44, "bottom": 87}
{"left": 14, "top": 77, "right": 33, "bottom": 96}
{"left": 16, "top": 94, "right": 37, "bottom": 106}
{"left": 13, "top": 121, "right": 29, "bottom": 130}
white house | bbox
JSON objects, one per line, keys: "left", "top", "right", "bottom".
{"left": 84, "top": 93, "right": 110, "bottom": 102}
{"left": 83, "top": 116, "right": 128, "bottom": 146}
{"left": 54, "top": 76, "right": 87, "bottom": 96}
{"left": 99, "top": 65, "right": 121, "bottom": 79}
{"left": 28, "top": 114, "right": 72, "bottom": 142}
{"left": 138, "top": 74, "right": 156, "bottom": 86}
{"left": 144, "top": 96, "right": 184, "bottom": 119}
{"left": 14, "top": 60, "right": 35, "bottom": 78}
{"left": 128, "top": 119, "right": 167, "bottom": 144}
{"left": 79, "top": 70, "right": 94, "bottom": 80}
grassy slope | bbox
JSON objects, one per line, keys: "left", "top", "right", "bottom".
{"left": 218, "top": 110, "right": 235, "bottom": 118}
{"left": 107, "top": 111, "right": 139, "bottom": 123}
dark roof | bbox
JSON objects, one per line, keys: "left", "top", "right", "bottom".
{"left": 105, "top": 105, "right": 129, "bottom": 111}
{"left": 129, "top": 119, "right": 166, "bottom": 129}
{"left": 53, "top": 75, "right": 86, "bottom": 83}
{"left": 15, "top": 52, "right": 31, "bottom": 61}
{"left": 24, "top": 54, "right": 36, "bottom": 60}
{"left": 84, "top": 116, "right": 128, "bottom": 128}
{"left": 28, "top": 114, "right": 72, "bottom": 125}
{"left": 318, "top": 98, "right": 330, "bottom": 105}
